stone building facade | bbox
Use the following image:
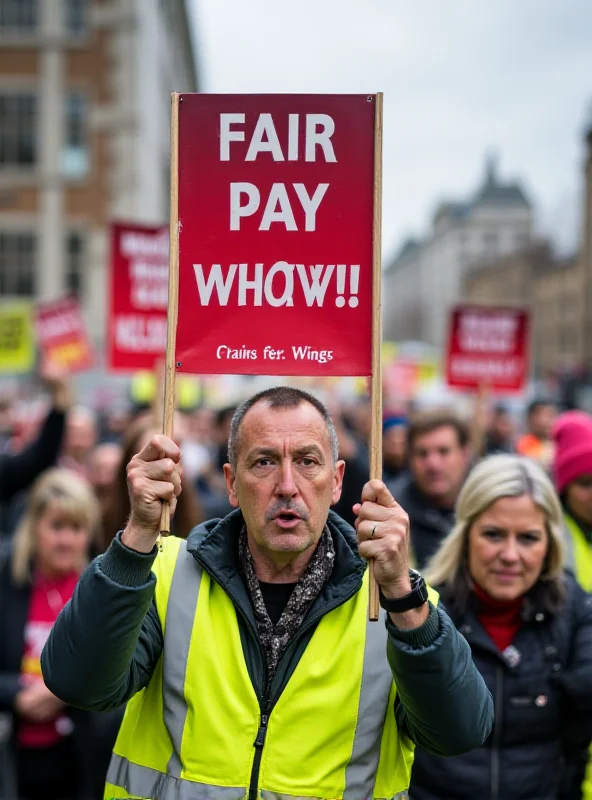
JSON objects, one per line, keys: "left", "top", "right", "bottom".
{"left": 462, "top": 125, "right": 592, "bottom": 378}
{"left": 0, "top": 0, "right": 198, "bottom": 344}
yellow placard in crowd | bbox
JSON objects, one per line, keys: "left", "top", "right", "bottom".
{"left": 0, "top": 302, "right": 35, "bottom": 374}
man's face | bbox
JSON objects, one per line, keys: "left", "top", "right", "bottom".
{"left": 383, "top": 425, "right": 407, "bottom": 467}
{"left": 492, "top": 411, "right": 514, "bottom": 442}
{"left": 224, "top": 402, "right": 344, "bottom": 560}
{"left": 566, "top": 475, "right": 592, "bottom": 527}
{"left": 65, "top": 413, "right": 97, "bottom": 460}
{"left": 530, "top": 404, "right": 557, "bottom": 441}
{"left": 410, "top": 425, "right": 469, "bottom": 505}
{"left": 90, "top": 444, "right": 122, "bottom": 491}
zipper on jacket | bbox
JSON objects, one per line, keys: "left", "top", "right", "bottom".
{"left": 245, "top": 578, "right": 363, "bottom": 800}
{"left": 191, "top": 549, "right": 364, "bottom": 799}
{"left": 248, "top": 680, "right": 272, "bottom": 800}
{"left": 490, "top": 665, "right": 503, "bottom": 800}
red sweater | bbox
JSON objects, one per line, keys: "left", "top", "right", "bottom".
{"left": 473, "top": 582, "right": 523, "bottom": 653}
{"left": 17, "top": 570, "right": 79, "bottom": 748}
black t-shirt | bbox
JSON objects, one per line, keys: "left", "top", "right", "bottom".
{"left": 259, "top": 581, "right": 297, "bottom": 625}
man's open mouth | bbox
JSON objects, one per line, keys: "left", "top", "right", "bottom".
{"left": 273, "top": 510, "right": 302, "bottom": 527}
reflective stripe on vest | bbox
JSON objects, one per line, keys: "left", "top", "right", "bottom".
{"left": 107, "top": 753, "right": 411, "bottom": 799}
{"left": 564, "top": 514, "right": 592, "bottom": 592}
{"left": 162, "top": 539, "right": 202, "bottom": 779}
{"left": 106, "top": 536, "right": 422, "bottom": 799}
{"left": 107, "top": 754, "right": 410, "bottom": 799}
{"left": 107, "top": 753, "right": 245, "bottom": 798}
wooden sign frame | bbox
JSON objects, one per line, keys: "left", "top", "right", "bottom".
{"left": 160, "top": 92, "right": 384, "bottom": 621}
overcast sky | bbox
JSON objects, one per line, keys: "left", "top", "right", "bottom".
{"left": 189, "top": 0, "right": 592, "bottom": 263}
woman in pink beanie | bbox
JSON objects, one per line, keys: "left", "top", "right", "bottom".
{"left": 553, "top": 411, "right": 592, "bottom": 592}
{"left": 552, "top": 414, "right": 592, "bottom": 800}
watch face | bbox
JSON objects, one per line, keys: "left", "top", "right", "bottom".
{"left": 379, "top": 576, "right": 429, "bottom": 613}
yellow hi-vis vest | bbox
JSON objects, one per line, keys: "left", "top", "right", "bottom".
{"left": 563, "top": 515, "right": 592, "bottom": 800}
{"left": 564, "top": 514, "right": 592, "bottom": 592}
{"left": 105, "top": 536, "right": 423, "bottom": 800}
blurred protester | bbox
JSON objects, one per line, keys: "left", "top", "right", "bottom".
{"left": 552, "top": 416, "right": 592, "bottom": 800}
{"left": 89, "top": 443, "right": 122, "bottom": 497}
{"left": 343, "top": 395, "right": 371, "bottom": 457}
{"left": 553, "top": 412, "right": 592, "bottom": 592}
{"left": 101, "top": 413, "right": 204, "bottom": 552}
{"left": 390, "top": 411, "right": 472, "bottom": 569}
{"left": 327, "top": 401, "right": 370, "bottom": 528}
{"left": 382, "top": 413, "right": 408, "bottom": 484}
{"left": 181, "top": 407, "right": 215, "bottom": 483}
{"left": 0, "top": 393, "right": 14, "bottom": 450}
{"left": 484, "top": 403, "right": 516, "bottom": 456}
{"left": 98, "top": 403, "right": 131, "bottom": 445}
{"left": 0, "top": 364, "right": 71, "bottom": 508}
{"left": 212, "top": 405, "right": 236, "bottom": 474}
{"left": 194, "top": 405, "right": 236, "bottom": 520}
{"left": 0, "top": 365, "right": 72, "bottom": 546}
{"left": 517, "top": 399, "right": 557, "bottom": 472}
{"left": 60, "top": 405, "right": 98, "bottom": 480}
{"left": 89, "top": 443, "right": 123, "bottom": 553}
{"left": 410, "top": 454, "right": 592, "bottom": 800}
{"left": 0, "top": 469, "right": 99, "bottom": 800}
{"left": 329, "top": 404, "right": 407, "bottom": 527}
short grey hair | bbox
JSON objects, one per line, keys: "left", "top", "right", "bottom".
{"left": 227, "top": 386, "right": 339, "bottom": 468}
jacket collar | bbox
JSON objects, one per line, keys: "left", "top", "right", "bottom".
{"left": 186, "top": 508, "right": 367, "bottom": 611}
{"left": 396, "top": 474, "right": 455, "bottom": 525}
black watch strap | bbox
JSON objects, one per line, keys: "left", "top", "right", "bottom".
{"left": 379, "top": 570, "right": 429, "bottom": 613}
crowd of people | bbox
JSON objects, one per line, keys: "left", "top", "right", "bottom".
{"left": 1, "top": 366, "right": 592, "bottom": 799}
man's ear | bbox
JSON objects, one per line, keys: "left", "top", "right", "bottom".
{"left": 331, "top": 459, "right": 346, "bottom": 505}
{"left": 223, "top": 463, "right": 240, "bottom": 508}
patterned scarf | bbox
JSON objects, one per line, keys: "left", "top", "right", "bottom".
{"left": 239, "top": 525, "right": 335, "bottom": 681}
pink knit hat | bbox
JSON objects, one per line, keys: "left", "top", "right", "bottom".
{"left": 552, "top": 411, "right": 592, "bottom": 493}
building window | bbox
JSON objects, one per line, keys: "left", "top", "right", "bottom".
{"left": 64, "top": 0, "right": 87, "bottom": 34}
{"left": 0, "top": 93, "right": 37, "bottom": 167}
{"left": 65, "top": 231, "right": 84, "bottom": 297}
{"left": 62, "top": 90, "right": 88, "bottom": 177}
{"left": 0, "top": 232, "right": 36, "bottom": 295}
{"left": 0, "top": 0, "right": 37, "bottom": 31}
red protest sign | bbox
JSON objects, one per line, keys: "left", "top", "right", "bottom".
{"left": 35, "top": 296, "right": 94, "bottom": 373}
{"left": 174, "top": 94, "right": 376, "bottom": 376}
{"left": 108, "top": 222, "right": 168, "bottom": 372}
{"left": 446, "top": 305, "right": 530, "bottom": 393}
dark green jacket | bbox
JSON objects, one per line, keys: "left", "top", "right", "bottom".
{"left": 41, "top": 510, "right": 493, "bottom": 757}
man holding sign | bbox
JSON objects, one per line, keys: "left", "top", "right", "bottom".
{"left": 43, "top": 386, "right": 492, "bottom": 800}
{"left": 44, "top": 93, "right": 491, "bottom": 797}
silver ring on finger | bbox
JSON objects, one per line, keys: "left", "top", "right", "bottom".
{"left": 371, "top": 524, "right": 377, "bottom": 539}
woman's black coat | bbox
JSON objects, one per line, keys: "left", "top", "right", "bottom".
{"left": 410, "top": 572, "right": 592, "bottom": 800}
{"left": 0, "top": 555, "right": 122, "bottom": 799}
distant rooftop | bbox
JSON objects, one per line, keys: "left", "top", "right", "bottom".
{"left": 387, "top": 153, "right": 531, "bottom": 273}
{"left": 472, "top": 154, "right": 530, "bottom": 208}
{"left": 393, "top": 237, "right": 421, "bottom": 262}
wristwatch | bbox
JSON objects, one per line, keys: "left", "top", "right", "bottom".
{"left": 379, "top": 569, "right": 429, "bottom": 613}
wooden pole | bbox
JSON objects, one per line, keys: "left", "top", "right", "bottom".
{"left": 472, "top": 382, "right": 490, "bottom": 460}
{"left": 152, "top": 358, "right": 165, "bottom": 432}
{"left": 369, "top": 92, "right": 383, "bottom": 621}
{"left": 159, "top": 92, "right": 181, "bottom": 536}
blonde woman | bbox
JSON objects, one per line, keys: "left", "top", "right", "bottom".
{"left": 0, "top": 468, "right": 98, "bottom": 800}
{"left": 409, "top": 454, "right": 592, "bottom": 800}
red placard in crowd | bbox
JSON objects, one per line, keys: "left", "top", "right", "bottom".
{"left": 35, "top": 296, "right": 94, "bottom": 373}
{"left": 446, "top": 305, "right": 530, "bottom": 393}
{"left": 108, "top": 222, "right": 168, "bottom": 371}
{"left": 174, "top": 94, "right": 376, "bottom": 376}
